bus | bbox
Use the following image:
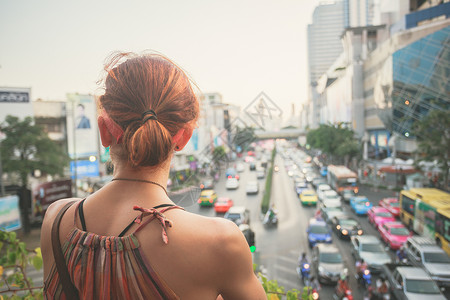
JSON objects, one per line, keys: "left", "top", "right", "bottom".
{"left": 436, "top": 207, "right": 450, "bottom": 256}
{"left": 399, "top": 188, "right": 450, "bottom": 230}
{"left": 326, "top": 165, "right": 358, "bottom": 194}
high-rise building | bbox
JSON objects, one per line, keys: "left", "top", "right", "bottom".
{"left": 344, "top": 0, "right": 377, "bottom": 27}
{"left": 307, "top": 1, "right": 346, "bottom": 85}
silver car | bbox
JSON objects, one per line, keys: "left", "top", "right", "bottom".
{"left": 312, "top": 243, "right": 347, "bottom": 284}
{"left": 351, "top": 235, "right": 392, "bottom": 272}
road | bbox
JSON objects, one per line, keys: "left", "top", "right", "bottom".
{"left": 184, "top": 153, "right": 399, "bottom": 299}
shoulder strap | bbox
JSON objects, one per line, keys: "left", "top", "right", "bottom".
{"left": 51, "top": 200, "right": 79, "bottom": 300}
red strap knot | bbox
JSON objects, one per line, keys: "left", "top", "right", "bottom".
{"left": 133, "top": 205, "right": 174, "bottom": 244}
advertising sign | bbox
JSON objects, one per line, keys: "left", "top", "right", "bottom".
{"left": 0, "top": 195, "right": 21, "bottom": 232}
{"left": 66, "top": 94, "right": 99, "bottom": 159}
{"left": 32, "top": 180, "right": 72, "bottom": 216}
{"left": 70, "top": 159, "right": 99, "bottom": 179}
{"left": 0, "top": 87, "right": 33, "bottom": 122}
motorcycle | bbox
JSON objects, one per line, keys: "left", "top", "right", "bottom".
{"left": 263, "top": 209, "right": 278, "bottom": 227}
{"left": 296, "top": 262, "right": 311, "bottom": 285}
{"left": 333, "top": 289, "right": 353, "bottom": 300}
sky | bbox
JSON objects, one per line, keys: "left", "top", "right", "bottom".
{"left": 0, "top": 0, "right": 321, "bottom": 119}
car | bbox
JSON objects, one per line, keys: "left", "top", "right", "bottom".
{"left": 320, "top": 198, "right": 341, "bottom": 209}
{"left": 225, "top": 178, "right": 239, "bottom": 190}
{"left": 305, "top": 173, "right": 316, "bottom": 183}
{"left": 350, "top": 235, "right": 392, "bottom": 273}
{"left": 299, "top": 189, "right": 318, "bottom": 206}
{"left": 330, "top": 215, "right": 363, "bottom": 239}
{"left": 236, "top": 163, "right": 245, "bottom": 173}
{"left": 382, "top": 264, "right": 446, "bottom": 300}
{"left": 312, "top": 177, "right": 327, "bottom": 188}
{"left": 350, "top": 196, "right": 373, "bottom": 215}
{"left": 224, "top": 206, "right": 250, "bottom": 225}
{"left": 367, "top": 206, "right": 396, "bottom": 229}
{"left": 322, "top": 190, "right": 341, "bottom": 203}
{"left": 340, "top": 189, "right": 357, "bottom": 203}
{"left": 317, "top": 184, "right": 332, "bottom": 200}
{"left": 295, "top": 181, "right": 309, "bottom": 196}
{"left": 378, "top": 221, "right": 412, "bottom": 250}
{"left": 256, "top": 168, "right": 265, "bottom": 179}
{"left": 320, "top": 206, "right": 345, "bottom": 223}
{"left": 403, "top": 236, "right": 450, "bottom": 288}
{"left": 379, "top": 197, "right": 400, "bottom": 217}
{"left": 246, "top": 181, "right": 259, "bottom": 195}
{"left": 225, "top": 168, "right": 239, "bottom": 180}
{"left": 249, "top": 162, "right": 256, "bottom": 170}
{"left": 307, "top": 218, "right": 332, "bottom": 247}
{"left": 197, "top": 190, "right": 218, "bottom": 207}
{"left": 199, "top": 178, "right": 214, "bottom": 190}
{"left": 311, "top": 243, "right": 346, "bottom": 284}
{"left": 214, "top": 197, "right": 234, "bottom": 214}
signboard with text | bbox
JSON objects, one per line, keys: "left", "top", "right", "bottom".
{"left": 32, "top": 179, "right": 73, "bottom": 216}
{"left": 0, "top": 87, "right": 33, "bottom": 122}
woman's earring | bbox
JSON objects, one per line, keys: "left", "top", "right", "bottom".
{"left": 175, "top": 146, "right": 180, "bottom": 151}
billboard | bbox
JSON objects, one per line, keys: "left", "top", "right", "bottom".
{"left": 32, "top": 179, "right": 72, "bottom": 216}
{"left": 0, "top": 195, "right": 21, "bottom": 231}
{"left": 70, "top": 159, "right": 99, "bottom": 179}
{"left": 66, "top": 94, "right": 99, "bottom": 159}
{"left": 0, "top": 87, "right": 33, "bottom": 122}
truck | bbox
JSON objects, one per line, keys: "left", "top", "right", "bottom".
{"left": 381, "top": 263, "right": 446, "bottom": 300}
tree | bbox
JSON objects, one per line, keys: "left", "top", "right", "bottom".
{"left": 233, "top": 126, "right": 256, "bottom": 153}
{"left": 0, "top": 115, "right": 69, "bottom": 233}
{"left": 307, "top": 123, "right": 360, "bottom": 166}
{"left": 412, "top": 109, "right": 450, "bottom": 191}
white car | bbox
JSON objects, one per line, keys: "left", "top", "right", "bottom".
{"left": 322, "top": 190, "right": 341, "bottom": 202}
{"left": 321, "top": 198, "right": 342, "bottom": 208}
{"left": 317, "top": 184, "right": 332, "bottom": 200}
{"left": 226, "top": 178, "right": 239, "bottom": 190}
{"left": 236, "top": 163, "right": 245, "bottom": 173}
{"left": 246, "top": 181, "right": 259, "bottom": 194}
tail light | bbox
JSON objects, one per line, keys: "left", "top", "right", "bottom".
{"left": 228, "top": 175, "right": 232, "bottom": 179}
{"left": 200, "top": 184, "right": 204, "bottom": 189}
{"left": 366, "top": 202, "right": 370, "bottom": 206}
{"left": 197, "top": 199, "right": 201, "bottom": 203}
{"left": 209, "top": 199, "right": 213, "bottom": 203}
{"left": 236, "top": 175, "right": 239, "bottom": 180}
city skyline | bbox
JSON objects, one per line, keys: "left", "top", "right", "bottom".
{"left": 0, "top": 0, "right": 323, "bottom": 120}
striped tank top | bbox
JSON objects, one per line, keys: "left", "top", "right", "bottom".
{"left": 44, "top": 199, "right": 183, "bottom": 299}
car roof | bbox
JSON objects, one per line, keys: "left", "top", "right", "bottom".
{"left": 396, "top": 267, "right": 432, "bottom": 280}
{"left": 318, "top": 184, "right": 331, "bottom": 189}
{"left": 383, "top": 221, "right": 405, "bottom": 228}
{"left": 201, "top": 189, "right": 215, "bottom": 195}
{"left": 227, "top": 206, "right": 247, "bottom": 213}
{"left": 316, "top": 243, "right": 339, "bottom": 253}
{"left": 302, "top": 189, "right": 315, "bottom": 194}
{"left": 371, "top": 206, "right": 389, "bottom": 211}
{"left": 353, "top": 196, "right": 369, "bottom": 201}
{"left": 407, "top": 236, "right": 443, "bottom": 252}
{"left": 354, "top": 235, "right": 380, "bottom": 243}
{"left": 309, "top": 218, "right": 327, "bottom": 226}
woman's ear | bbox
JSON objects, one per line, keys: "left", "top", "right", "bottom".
{"left": 98, "top": 116, "right": 113, "bottom": 147}
{"left": 173, "top": 126, "right": 194, "bottom": 151}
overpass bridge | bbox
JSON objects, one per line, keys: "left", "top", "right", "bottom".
{"left": 254, "top": 128, "right": 306, "bottom": 140}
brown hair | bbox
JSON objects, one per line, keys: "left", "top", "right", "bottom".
{"left": 98, "top": 52, "right": 199, "bottom": 167}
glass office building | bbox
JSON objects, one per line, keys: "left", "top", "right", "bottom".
{"left": 391, "top": 26, "right": 449, "bottom": 138}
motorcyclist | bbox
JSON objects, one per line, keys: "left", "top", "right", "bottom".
{"left": 396, "top": 248, "right": 407, "bottom": 262}
{"left": 355, "top": 258, "right": 368, "bottom": 281}
{"left": 299, "top": 252, "right": 309, "bottom": 267}
{"left": 336, "top": 273, "right": 350, "bottom": 299}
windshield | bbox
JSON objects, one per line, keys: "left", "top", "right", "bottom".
{"left": 225, "top": 213, "right": 241, "bottom": 221}
{"left": 303, "top": 193, "right": 316, "bottom": 197}
{"left": 356, "top": 200, "right": 370, "bottom": 206}
{"left": 361, "top": 243, "right": 384, "bottom": 252}
{"left": 376, "top": 212, "right": 392, "bottom": 218}
{"left": 390, "top": 227, "right": 410, "bottom": 236}
{"left": 340, "top": 219, "right": 358, "bottom": 226}
{"left": 320, "top": 252, "right": 342, "bottom": 264}
{"left": 390, "top": 202, "right": 399, "bottom": 207}
{"left": 405, "top": 279, "right": 441, "bottom": 294}
{"left": 423, "top": 252, "right": 450, "bottom": 264}
{"left": 310, "top": 225, "right": 329, "bottom": 234}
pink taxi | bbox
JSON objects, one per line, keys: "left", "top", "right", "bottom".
{"left": 368, "top": 206, "right": 396, "bottom": 229}
{"left": 379, "top": 197, "right": 400, "bottom": 217}
{"left": 378, "top": 221, "right": 412, "bottom": 250}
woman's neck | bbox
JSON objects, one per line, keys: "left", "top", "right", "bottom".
{"left": 112, "top": 159, "right": 170, "bottom": 189}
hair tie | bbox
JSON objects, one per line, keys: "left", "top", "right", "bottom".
{"left": 142, "top": 109, "right": 158, "bottom": 123}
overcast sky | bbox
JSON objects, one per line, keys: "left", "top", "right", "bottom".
{"left": 0, "top": 0, "right": 320, "bottom": 119}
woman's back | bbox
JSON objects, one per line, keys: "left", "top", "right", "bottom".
{"left": 42, "top": 181, "right": 262, "bottom": 299}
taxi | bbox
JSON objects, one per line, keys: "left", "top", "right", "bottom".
{"left": 197, "top": 190, "right": 218, "bottom": 207}
{"left": 350, "top": 196, "right": 372, "bottom": 215}
{"left": 300, "top": 189, "right": 318, "bottom": 206}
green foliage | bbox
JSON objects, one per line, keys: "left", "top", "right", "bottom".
{"left": 259, "top": 272, "right": 302, "bottom": 299}
{"left": 233, "top": 126, "right": 256, "bottom": 152}
{"left": 0, "top": 115, "right": 69, "bottom": 187}
{"left": 261, "top": 146, "right": 277, "bottom": 214}
{"left": 212, "top": 145, "right": 227, "bottom": 166}
{"left": 0, "top": 230, "right": 43, "bottom": 299}
{"left": 412, "top": 109, "right": 450, "bottom": 190}
{"left": 306, "top": 123, "right": 360, "bottom": 164}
